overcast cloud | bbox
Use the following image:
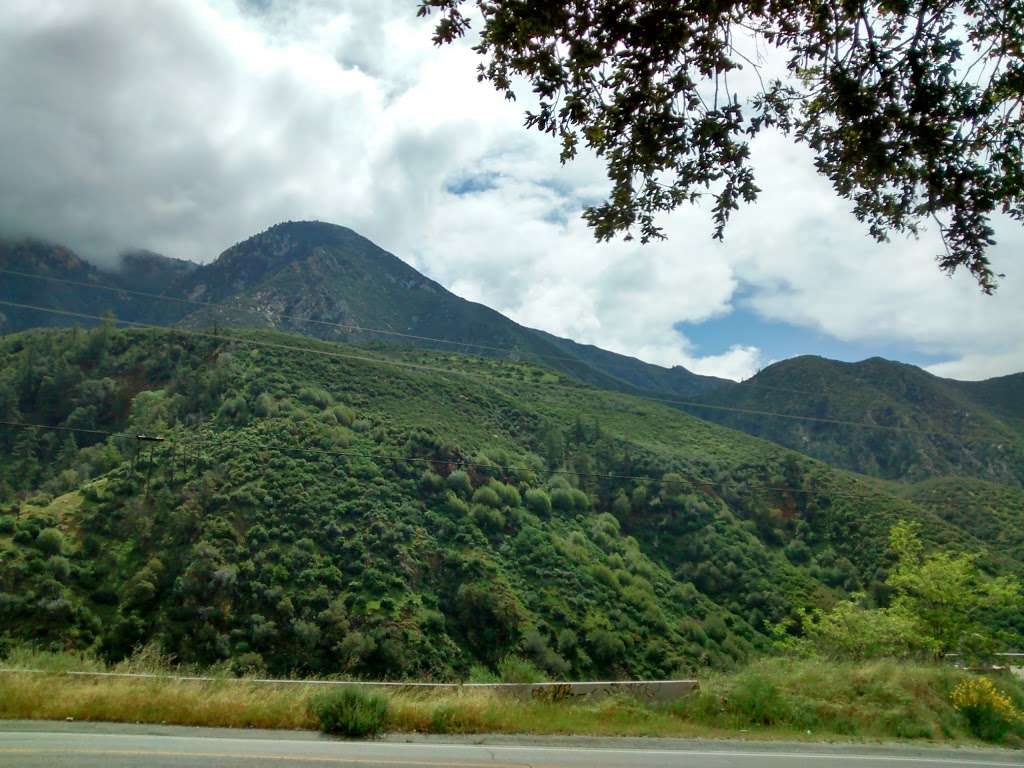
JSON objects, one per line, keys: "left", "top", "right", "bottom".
{"left": 0, "top": 0, "right": 1021, "bottom": 380}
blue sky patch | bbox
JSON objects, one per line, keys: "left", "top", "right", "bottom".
{"left": 677, "top": 305, "right": 951, "bottom": 369}
{"left": 444, "top": 172, "right": 501, "bottom": 196}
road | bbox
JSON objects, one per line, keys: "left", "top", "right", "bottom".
{"left": 0, "top": 722, "right": 1019, "bottom": 767}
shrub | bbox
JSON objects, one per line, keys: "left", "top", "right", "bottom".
{"left": 570, "top": 488, "right": 591, "bottom": 510}
{"left": 471, "top": 504, "right": 505, "bottom": 532}
{"left": 467, "top": 663, "right": 499, "bottom": 683}
{"left": 419, "top": 470, "right": 445, "bottom": 493}
{"left": 471, "top": 486, "right": 501, "bottom": 508}
{"left": 497, "top": 655, "right": 547, "bottom": 683}
{"left": 230, "top": 652, "right": 267, "bottom": 677}
{"left": 446, "top": 470, "right": 472, "bottom": 498}
{"left": 784, "top": 539, "right": 811, "bottom": 565}
{"left": 331, "top": 404, "right": 356, "bottom": 427}
{"left": 440, "top": 491, "right": 470, "bottom": 518}
{"left": 494, "top": 482, "right": 521, "bottom": 508}
{"left": 12, "top": 529, "right": 33, "bottom": 545}
{"left": 252, "top": 392, "right": 277, "bottom": 417}
{"left": 586, "top": 627, "right": 625, "bottom": 662}
{"left": 550, "top": 488, "right": 574, "bottom": 512}
{"left": 48, "top": 555, "right": 71, "bottom": 581}
{"left": 35, "top": 528, "right": 64, "bottom": 556}
{"left": 524, "top": 488, "right": 551, "bottom": 515}
{"left": 772, "top": 600, "right": 938, "bottom": 661}
{"left": 298, "top": 386, "right": 333, "bottom": 410}
{"left": 217, "top": 395, "right": 249, "bottom": 425}
{"left": 950, "top": 677, "right": 1023, "bottom": 742}
{"left": 729, "top": 671, "right": 789, "bottom": 725}
{"left": 310, "top": 687, "right": 390, "bottom": 738}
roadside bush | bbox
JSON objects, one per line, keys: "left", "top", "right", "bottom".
{"left": 950, "top": 677, "right": 1023, "bottom": 742}
{"left": 497, "top": 656, "right": 547, "bottom": 683}
{"left": 310, "top": 687, "right": 390, "bottom": 738}
{"left": 466, "top": 663, "right": 499, "bottom": 683}
{"left": 728, "top": 670, "right": 789, "bottom": 725}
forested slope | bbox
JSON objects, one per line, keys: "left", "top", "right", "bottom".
{"left": 693, "top": 356, "right": 1024, "bottom": 485}
{"left": 1, "top": 325, "right": 1020, "bottom": 679}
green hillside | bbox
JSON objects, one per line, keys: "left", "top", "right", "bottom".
{"left": 7, "top": 223, "right": 1022, "bottom": 491}
{"left": 692, "top": 356, "right": 1024, "bottom": 486}
{"left": 1, "top": 325, "right": 1020, "bottom": 679}
{"left": 902, "top": 477, "right": 1024, "bottom": 564}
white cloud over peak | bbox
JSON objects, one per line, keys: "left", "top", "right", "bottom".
{"left": 0, "top": 0, "right": 1020, "bottom": 381}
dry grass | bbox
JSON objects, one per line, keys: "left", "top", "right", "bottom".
{"left": 0, "top": 673, "right": 316, "bottom": 729}
{"left": 0, "top": 672, "right": 714, "bottom": 737}
{"left": 2, "top": 648, "right": 1022, "bottom": 745}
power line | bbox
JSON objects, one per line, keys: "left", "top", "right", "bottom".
{"left": 0, "top": 266, "right": 585, "bottom": 363}
{"left": 0, "top": 300, "right": 504, "bottom": 379}
{"left": 0, "top": 266, "right": 828, "bottom": 397}
{"left": 0, "top": 298, "right": 1017, "bottom": 445}
{"left": 0, "top": 418, "right": 890, "bottom": 500}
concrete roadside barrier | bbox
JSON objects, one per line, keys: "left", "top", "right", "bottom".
{"left": 490, "top": 679, "right": 699, "bottom": 703}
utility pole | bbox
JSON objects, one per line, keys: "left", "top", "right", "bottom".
{"left": 136, "top": 434, "right": 165, "bottom": 498}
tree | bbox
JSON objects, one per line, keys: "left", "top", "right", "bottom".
{"left": 420, "top": 0, "right": 1022, "bottom": 291}
{"left": 887, "top": 521, "right": 1021, "bottom": 658}
{"left": 773, "top": 597, "right": 938, "bottom": 660}
{"left": 775, "top": 522, "right": 1023, "bottom": 661}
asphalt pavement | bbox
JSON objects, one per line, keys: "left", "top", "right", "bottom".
{"left": 0, "top": 721, "right": 1020, "bottom": 767}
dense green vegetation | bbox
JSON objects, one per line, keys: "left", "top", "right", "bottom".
{"left": 6, "top": 222, "right": 1023, "bottom": 493}
{"left": 1, "top": 324, "right": 1021, "bottom": 680}
{"left": 903, "top": 478, "right": 1024, "bottom": 565}
{"left": 694, "top": 356, "right": 1024, "bottom": 486}
{"left": 773, "top": 522, "right": 1021, "bottom": 661}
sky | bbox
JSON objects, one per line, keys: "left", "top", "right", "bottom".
{"left": 0, "top": 0, "right": 1021, "bottom": 381}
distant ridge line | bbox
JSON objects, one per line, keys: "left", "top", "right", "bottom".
{"left": 1, "top": 300, "right": 1014, "bottom": 444}
{"left": 0, "top": 266, "right": 828, "bottom": 397}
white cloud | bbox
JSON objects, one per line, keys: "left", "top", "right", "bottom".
{"left": 0, "top": 0, "right": 1020, "bottom": 382}
{"left": 679, "top": 345, "right": 768, "bottom": 381}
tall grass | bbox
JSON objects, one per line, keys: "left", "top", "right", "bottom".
{"left": 2, "top": 647, "right": 1022, "bottom": 745}
{"left": 674, "top": 657, "right": 1024, "bottom": 744}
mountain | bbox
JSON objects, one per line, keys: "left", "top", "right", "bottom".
{"left": 0, "top": 239, "right": 195, "bottom": 332}
{"left": 691, "top": 356, "right": 1024, "bottom": 486}
{"left": 1, "top": 325, "right": 1020, "bottom": 677}
{"left": 171, "top": 222, "right": 728, "bottom": 397}
{"left": 112, "top": 250, "right": 198, "bottom": 294}
{"left": 4, "top": 222, "right": 1022, "bottom": 487}
{"left": 0, "top": 222, "right": 728, "bottom": 399}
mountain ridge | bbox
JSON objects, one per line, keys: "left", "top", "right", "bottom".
{"left": 1, "top": 222, "right": 729, "bottom": 399}
{"left": 693, "top": 354, "right": 1024, "bottom": 485}
{"left": 3, "top": 221, "right": 1022, "bottom": 486}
